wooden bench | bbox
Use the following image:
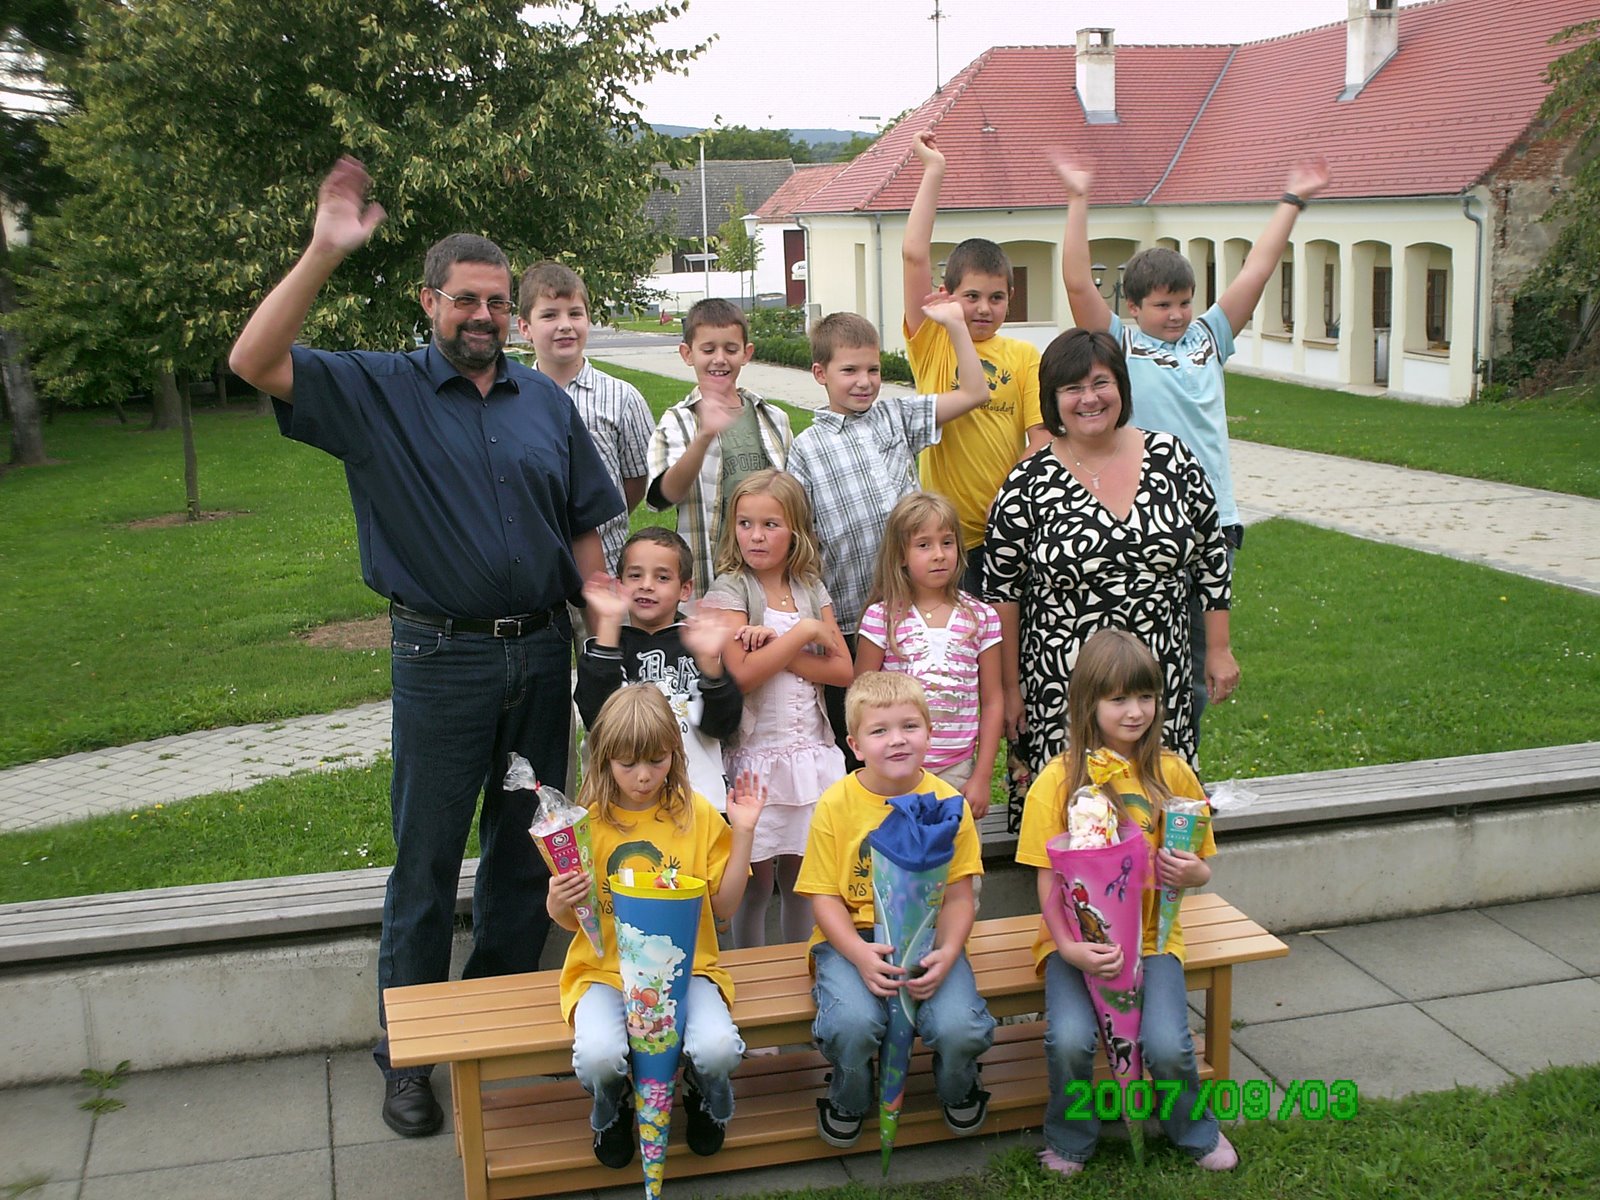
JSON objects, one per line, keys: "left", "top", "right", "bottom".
{"left": 384, "top": 892, "right": 1287, "bottom": 1200}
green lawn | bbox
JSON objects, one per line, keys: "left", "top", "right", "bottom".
{"left": 4, "top": 510, "right": 1598, "bottom": 902}
{"left": 1224, "top": 373, "right": 1600, "bottom": 497}
{"left": 0, "top": 378, "right": 813, "bottom": 769}
{"left": 716, "top": 1065, "right": 1599, "bottom": 1200}
{"left": 0, "top": 410, "right": 391, "bottom": 769}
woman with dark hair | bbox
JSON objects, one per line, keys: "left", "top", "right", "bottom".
{"left": 985, "top": 329, "right": 1235, "bottom": 774}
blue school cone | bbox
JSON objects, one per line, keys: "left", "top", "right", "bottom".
{"left": 610, "top": 871, "right": 706, "bottom": 1200}
{"left": 866, "top": 791, "right": 963, "bottom": 1178}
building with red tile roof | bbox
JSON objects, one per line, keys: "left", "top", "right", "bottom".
{"left": 793, "top": 0, "right": 1594, "bottom": 402}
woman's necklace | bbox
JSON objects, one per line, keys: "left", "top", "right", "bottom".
{"left": 915, "top": 595, "right": 949, "bottom": 623}
{"left": 1064, "top": 434, "right": 1123, "bottom": 490}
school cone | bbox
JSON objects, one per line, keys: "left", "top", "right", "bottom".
{"left": 865, "top": 791, "right": 964, "bottom": 1178}
{"left": 610, "top": 871, "right": 706, "bottom": 1200}
{"left": 1155, "top": 799, "right": 1211, "bottom": 955}
{"left": 1045, "top": 822, "right": 1152, "bottom": 1165}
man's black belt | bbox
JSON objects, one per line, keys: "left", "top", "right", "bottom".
{"left": 390, "top": 602, "right": 557, "bottom": 638}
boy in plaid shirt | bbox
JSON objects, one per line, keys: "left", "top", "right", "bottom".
{"left": 786, "top": 297, "right": 988, "bottom": 760}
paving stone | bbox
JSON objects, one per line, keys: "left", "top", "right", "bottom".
{"left": 592, "top": 1154, "right": 852, "bottom": 1199}
{"left": 80, "top": 1148, "right": 330, "bottom": 1199}
{"left": 333, "top": 1136, "right": 470, "bottom": 1200}
{"left": 84, "top": 1055, "right": 327, "bottom": 1174}
{"left": 1230, "top": 933, "right": 1404, "bottom": 1023}
{"left": 0, "top": 1079, "right": 95, "bottom": 1184}
{"left": 1480, "top": 893, "right": 1600, "bottom": 975}
{"left": 1316, "top": 910, "right": 1580, "bottom": 1000}
{"left": 1420, "top": 978, "right": 1600, "bottom": 1076}
{"left": 1232, "top": 1002, "right": 1510, "bottom": 1102}
{"left": 328, "top": 1050, "right": 454, "bottom": 1148}
{"left": 840, "top": 1126, "right": 1037, "bottom": 1186}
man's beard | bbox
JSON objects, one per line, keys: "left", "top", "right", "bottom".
{"left": 434, "top": 318, "right": 503, "bottom": 373}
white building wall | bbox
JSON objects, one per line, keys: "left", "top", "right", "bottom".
{"left": 803, "top": 196, "right": 1486, "bottom": 402}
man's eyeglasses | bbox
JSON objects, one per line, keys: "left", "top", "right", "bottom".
{"left": 431, "top": 287, "right": 515, "bottom": 317}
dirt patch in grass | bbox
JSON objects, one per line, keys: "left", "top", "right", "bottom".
{"left": 126, "top": 510, "right": 249, "bottom": 529}
{"left": 300, "top": 616, "right": 388, "bottom": 651}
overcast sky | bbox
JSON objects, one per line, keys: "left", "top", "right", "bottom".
{"left": 609, "top": 0, "right": 1423, "bottom": 132}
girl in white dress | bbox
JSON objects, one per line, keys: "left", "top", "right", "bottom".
{"left": 701, "top": 469, "right": 853, "bottom": 947}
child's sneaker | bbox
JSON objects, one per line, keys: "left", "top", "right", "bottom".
{"left": 592, "top": 1099, "right": 635, "bottom": 1169}
{"left": 942, "top": 1082, "right": 990, "bottom": 1136}
{"left": 1037, "top": 1147, "right": 1085, "bottom": 1176}
{"left": 682, "top": 1085, "right": 725, "bottom": 1156}
{"left": 1196, "top": 1131, "right": 1239, "bottom": 1171}
{"left": 815, "top": 1098, "right": 863, "bottom": 1148}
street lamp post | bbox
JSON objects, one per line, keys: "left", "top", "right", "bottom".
{"left": 1091, "top": 261, "right": 1128, "bottom": 315}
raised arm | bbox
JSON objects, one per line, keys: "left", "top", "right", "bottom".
{"left": 923, "top": 292, "right": 989, "bottom": 424}
{"left": 229, "top": 157, "right": 387, "bottom": 402}
{"left": 1051, "top": 154, "right": 1112, "bottom": 332}
{"left": 652, "top": 400, "right": 738, "bottom": 506}
{"left": 901, "top": 130, "right": 946, "bottom": 340}
{"left": 1217, "top": 156, "right": 1330, "bottom": 335}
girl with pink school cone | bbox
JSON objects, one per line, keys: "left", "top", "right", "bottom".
{"left": 1015, "top": 628, "right": 1237, "bottom": 1175}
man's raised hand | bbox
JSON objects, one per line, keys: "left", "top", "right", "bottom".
{"left": 311, "top": 157, "right": 387, "bottom": 259}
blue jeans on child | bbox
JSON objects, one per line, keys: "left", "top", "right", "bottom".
{"left": 1042, "top": 951, "right": 1221, "bottom": 1161}
{"left": 572, "top": 977, "right": 744, "bottom": 1133}
{"left": 811, "top": 941, "right": 997, "bottom": 1117}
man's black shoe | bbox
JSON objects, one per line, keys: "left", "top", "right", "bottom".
{"left": 382, "top": 1076, "right": 444, "bottom": 1138}
{"left": 593, "top": 1100, "right": 636, "bottom": 1169}
{"left": 683, "top": 1085, "right": 725, "bottom": 1156}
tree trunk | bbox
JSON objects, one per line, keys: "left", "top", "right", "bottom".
{"left": 178, "top": 377, "right": 200, "bottom": 520}
{"left": 150, "top": 371, "right": 182, "bottom": 431}
{"left": 213, "top": 361, "right": 229, "bottom": 408}
{"left": 255, "top": 388, "right": 272, "bottom": 417}
{"left": 0, "top": 226, "right": 47, "bottom": 466}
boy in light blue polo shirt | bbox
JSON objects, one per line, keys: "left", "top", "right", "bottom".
{"left": 1053, "top": 154, "right": 1330, "bottom": 735}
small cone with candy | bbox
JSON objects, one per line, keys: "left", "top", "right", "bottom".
{"left": 1155, "top": 799, "right": 1211, "bottom": 955}
{"left": 518, "top": 754, "right": 604, "bottom": 956}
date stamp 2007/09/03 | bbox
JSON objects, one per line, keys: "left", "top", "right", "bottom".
{"left": 1064, "top": 1078, "right": 1358, "bottom": 1122}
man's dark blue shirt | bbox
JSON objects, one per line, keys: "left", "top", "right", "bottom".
{"left": 277, "top": 343, "right": 623, "bottom": 617}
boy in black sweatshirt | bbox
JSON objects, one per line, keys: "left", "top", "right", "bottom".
{"left": 576, "top": 527, "right": 743, "bottom": 807}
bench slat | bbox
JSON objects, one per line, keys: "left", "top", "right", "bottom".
{"left": 385, "top": 897, "right": 1285, "bottom": 1070}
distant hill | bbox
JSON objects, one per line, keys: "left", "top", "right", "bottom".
{"left": 652, "top": 124, "right": 871, "bottom": 143}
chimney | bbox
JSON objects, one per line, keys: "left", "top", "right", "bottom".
{"left": 1341, "top": 0, "right": 1398, "bottom": 100}
{"left": 1075, "top": 28, "right": 1118, "bottom": 124}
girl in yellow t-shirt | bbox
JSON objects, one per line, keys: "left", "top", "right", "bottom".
{"left": 1014, "top": 629, "right": 1235, "bottom": 1176}
{"left": 548, "top": 685, "right": 765, "bottom": 1170}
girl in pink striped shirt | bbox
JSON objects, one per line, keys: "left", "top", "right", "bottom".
{"left": 855, "top": 493, "right": 1003, "bottom": 819}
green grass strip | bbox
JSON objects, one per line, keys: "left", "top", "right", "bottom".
{"left": 1224, "top": 374, "right": 1600, "bottom": 498}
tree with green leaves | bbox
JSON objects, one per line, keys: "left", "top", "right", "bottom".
{"left": 14, "top": 0, "right": 700, "bottom": 443}
{"left": 0, "top": 0, "right": 80, "bottom": 466}
{"left": 694, "top": 124, "right": 810, "bottom": 163}
{"left": 1506, "top": 18, "right": 1600, "bottom": 382}
{"left": 715, "top": 185, "right": 760, "bottom": 305}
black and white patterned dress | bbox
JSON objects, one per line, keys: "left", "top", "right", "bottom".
{"left": 985, "top": 430, "right": 1231, "bottom": 772}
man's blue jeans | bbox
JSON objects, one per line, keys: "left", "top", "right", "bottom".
{"left": 373, "top": 613, "right": 570, "bottom": 1080}
{"left": 811, "top": 940, "right": 996, "bottom": 1117}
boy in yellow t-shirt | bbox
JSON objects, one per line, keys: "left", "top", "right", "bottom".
{"left": 795, "top": 672, "right": 996, "bottom": 1148}
{"left": 902, "top": 129, "right": 1049, "bottom": 593}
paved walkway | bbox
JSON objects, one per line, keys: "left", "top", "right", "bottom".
{"left": 1, "top": 340, "right": 1596, "bottom": 834}
{"left": 4, "top": 890, "right": 1596, "bottom": 1198}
